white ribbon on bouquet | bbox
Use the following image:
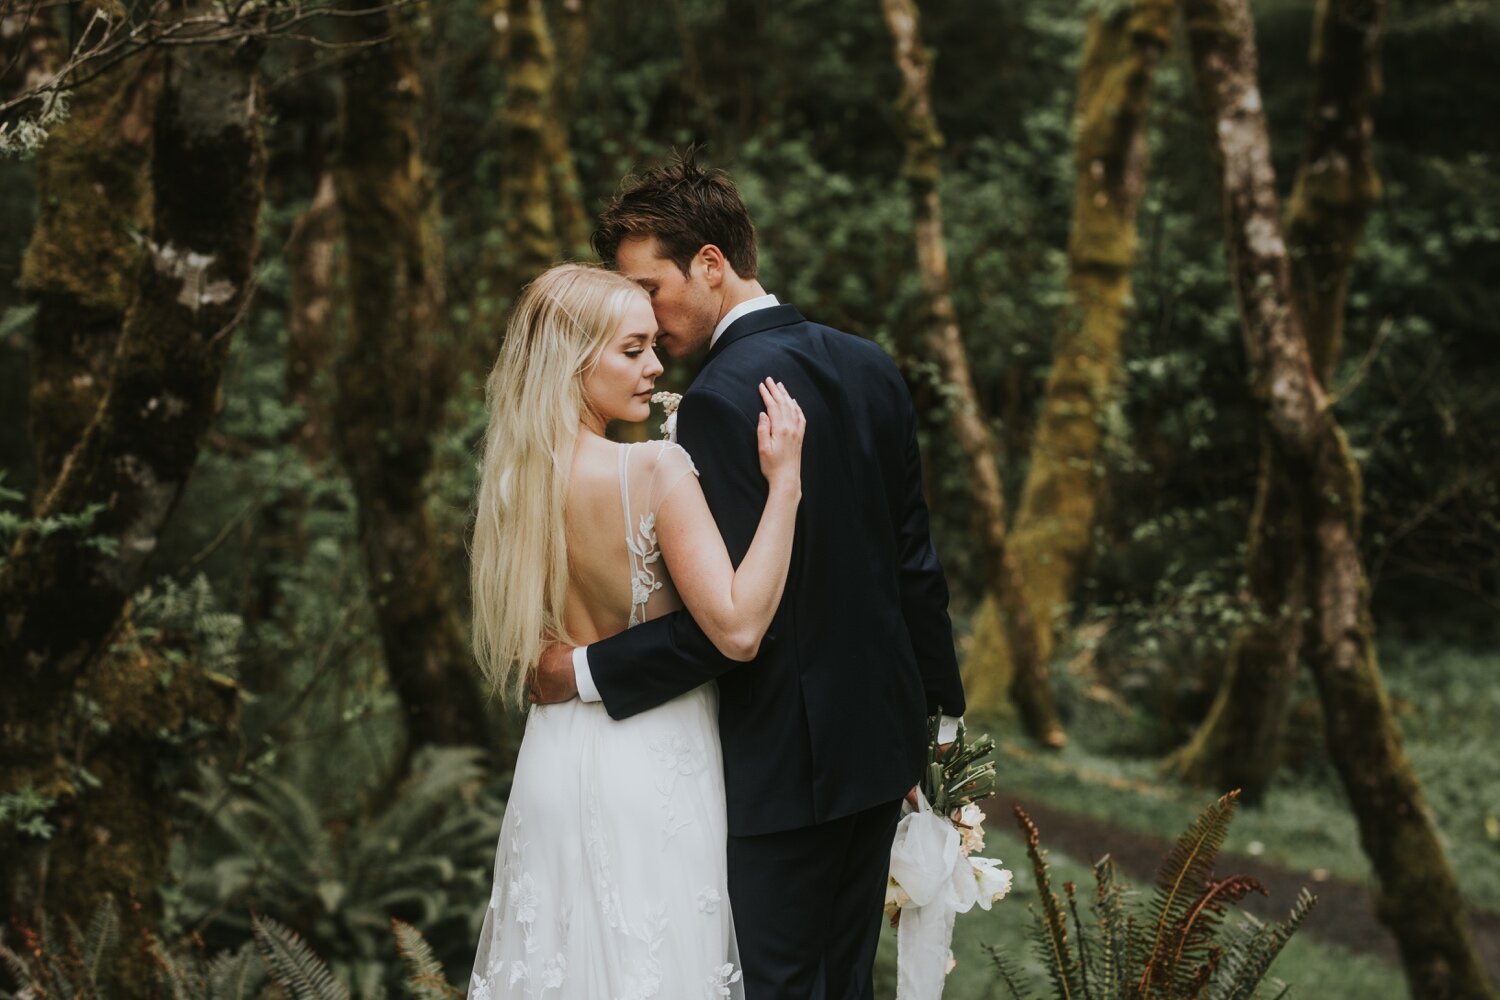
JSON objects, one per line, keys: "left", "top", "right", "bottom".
{"left": 887, "top": 789, "right": 1013, "bottom": 999}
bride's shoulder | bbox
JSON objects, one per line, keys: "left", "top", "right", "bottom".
{"left": 648, "top": 439, "right": 699, "bottom": 477}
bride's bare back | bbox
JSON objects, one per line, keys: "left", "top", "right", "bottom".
{"left": 561, "top": 380, "right": 805, "bottom": 664}
{"left": 562, "top": 436, "right": 695, "bottom": 645}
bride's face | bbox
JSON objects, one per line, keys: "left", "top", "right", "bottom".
{"left": 582, "top": 293, "right": 664, "bottom": 427}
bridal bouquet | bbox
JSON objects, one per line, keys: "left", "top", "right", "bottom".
{"left": 885, "top": 719, "right": 1013, "bottom": 998}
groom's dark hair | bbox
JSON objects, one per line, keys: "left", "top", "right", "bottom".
{"left": 592, "top": 148, "right": 759, "bottom": 280}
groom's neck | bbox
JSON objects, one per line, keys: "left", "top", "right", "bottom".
{"left": 717, "top": 276, "right": 769, "bottom": 318}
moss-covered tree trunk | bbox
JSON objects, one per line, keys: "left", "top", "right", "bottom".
{"left": 470, "top": 0, "right": 584, "bottom": 368}
{"left": 0, "top": 5, "right": 260, "bottom": 983}
{"left": 542, "top": 0, "right": 591, "bottom": 258}
{"left": 967, "top": 0, "right": 1173, "bottom": 716}
{"left": 1182, "top": 0, "right": 1494, "bottom": 993}
{"left": 242, "top": 169, "right": 341, "bottom": 663}
{"left": 1165, "top": 0, "right": 1384, "bottom": 803}
{"left": 497, "top": 0, "right": 564, "bottom": 276}
{"left": 335, "top": 1, "right": 491, "bottom": 763}
{"left": 19, "top": 55, "right": 159, "bottom": 498}
{"left": 1287, "top": 0, "right": 1385, "bottom": 385}
{"left": 880, "top": 0, "right": 1064, "bottom": 746}
{"left": 554, "top": 0, "right": 589, "bottom": 117}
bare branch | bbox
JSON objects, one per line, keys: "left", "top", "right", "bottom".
{"left": 0, "top": 0, "right": 421, "bottom": 129}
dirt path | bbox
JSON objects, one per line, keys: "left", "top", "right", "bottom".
{"left": 982, "top": 789, "right": 1500, "bottom": 981}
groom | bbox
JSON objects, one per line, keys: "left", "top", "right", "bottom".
{"left": 532, "top": 154, "right": 965, "bottom": 998}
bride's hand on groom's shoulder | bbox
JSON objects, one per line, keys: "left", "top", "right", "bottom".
{"left": 529, "top": 643, "right": 579, "bottom": 704}
{"left": 756, "top": 377, "right": 805, "bottom": 493}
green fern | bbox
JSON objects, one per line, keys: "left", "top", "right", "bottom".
{"left": 0, "top": 898, "right": 123, "bottom": 1000}
{"left": 1137, "top": 790, "right": 1240, "bottom": 998}
{"left": 1003, "top": 793, "right": 1314, "bottom": 1000}
{"left": 986, "top": 941, "right": 1040, "bottom": 1000}
{"left": 1204, "top": 889, "right": 1316, "bottom": 1000}
{"left": 0, "top": 929, "right": 37, "bottom": 998}
{"left": 1161, "top": 874, "right": 1267, "bottom": 995}
{"left": 252, "top": 912, "right": 352, "bottom": 1000}
{"left": 177, "top": 744, "right": 502, "bottom": 986}
{"left": 80, "top": 896, "right": 120, "bottom": 987}
{"left": 1017, "top": 805, "right": 1087, "bottom": 1000}
{"left": 392, "top": 918, "right": 462, "bottom": 999}
{"left": 205, "top": 943, "right": 268, "bottom": 1000}
{"left": 1091, "top": 856, "right": 1134, "bottom": 999}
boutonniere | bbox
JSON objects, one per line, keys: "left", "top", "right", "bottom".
{"left": 650, "top": 391, "right": 682, "bottom": 440}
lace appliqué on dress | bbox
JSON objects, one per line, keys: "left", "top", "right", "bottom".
{"left": 620, "top": 443, "right": 698, "bottom": 628}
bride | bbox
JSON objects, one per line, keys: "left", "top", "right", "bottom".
{"left": 465, "top": 263, "right": 805, "bottom": 999}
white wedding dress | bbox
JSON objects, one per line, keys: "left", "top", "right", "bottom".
{"left": 467, "top": 441, "right": 744, "bottom": 1000}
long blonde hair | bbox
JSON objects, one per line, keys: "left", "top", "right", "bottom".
{"left": 470, "top": 263, "right": 646, "bottom": 706}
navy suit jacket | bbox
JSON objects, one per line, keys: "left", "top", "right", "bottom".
{"left": 588, "top": 304, "right": 965, "bottom": 836}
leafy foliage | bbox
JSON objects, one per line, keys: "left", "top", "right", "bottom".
{"left": 252, "top": 913, "right": 352, "bottom": 1000}
{"left": 0, "top": 896, "right": 465, "bottom": 1000}
{"left": 0, "top": 898, "right": 138, "bottom": 1000}
{"left": 391, "top": 918, "right": 463, "bottom": 1000}
{"left": 998, "top": 792, "right": 1314, "bottom": 999}
{"left": 172, "top": 745, "right": 503, "bottom": 990}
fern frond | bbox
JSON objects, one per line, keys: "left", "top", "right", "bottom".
{"left": 0, "top": 932, "right": 36, "bottom": 992}
{"left": 367, "top": 747, "right": 486, "bottom": 850}
{"left": 147, "top": 932, "right": 200, "bottom": 1000}
{"left": 253, "top": 774, "right": 334, "bottom": 875}
{"left": 392, "top": 919, "right": 461, "bottom": 999}
{"left": 1165, "top": 875, "right": 1267, "bottom": 994}
{"left": 352, "top": 962, "right": 389, "bottom": 1000}
{"left": 206, "top": 943, "right": 266, "bottom": 1000}
{"left": 1138, "top": 790, "right": 1240, "bottom": 997}
{"left": 1208, "top": 889, "right": 1316, "bottom": 1000}
{"left": 40, "top": 911, "right": 79, "bottom": 999}
{"left": 1091, "top": 855, "right": 1132, "bottom": 998}
{"left": 983, "top": 942, "right": 1036, "bottom": 1000}
{"left": 250, "top": 913, "right": 350, "bottom": 1000}
{"left": 81, "top": 898, "right": 120, "bottom": 987}
{"left": 1065, "top": 881, "right": 1099, "bottom": 1000}
{"left": 1016, "top": 806, "right": 1083, "bottom": 1000}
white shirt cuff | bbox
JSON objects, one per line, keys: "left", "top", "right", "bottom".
{"left": 572, "top": 645, "right": 601, "bottom": 703}
{"left": 937, "top": 714, "right": 962, "bottom": 744}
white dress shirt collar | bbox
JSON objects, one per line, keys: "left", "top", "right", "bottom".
{"left": 709, "top": 293, "right": 780, "bottom": 350}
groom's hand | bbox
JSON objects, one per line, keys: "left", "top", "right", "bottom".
{"left": 529, "top": 644, "right": 579, "bottom": 704}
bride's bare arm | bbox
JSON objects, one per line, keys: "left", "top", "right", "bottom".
{"left": 656, "top": 378, "right": 805, "bottom": 662}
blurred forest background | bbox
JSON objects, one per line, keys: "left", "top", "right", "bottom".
{"left": 1, "top": 0, "right": 1498, "bottom": 997}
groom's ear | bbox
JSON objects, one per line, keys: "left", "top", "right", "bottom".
{"left": 698, "top": 244, "right": 729, "bottom": 286}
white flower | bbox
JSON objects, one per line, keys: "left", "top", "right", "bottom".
{"left": 508, "top": 960, "right": 528, "bottom": 986}
{"left": 470, "top": 973, "right": 493, "bottom": 1000}
{"left": 696, "top": 887, "right": 721, "bottom": 913}
{"left": 652, "top": 731, "right": 700, "bottom": 775}
{"left": 541, "top": 954, "right": 567, "bottom": 989}
{"left": 957, "top": 802, "right": 986, "bottom": 856}
{"left": 510, "top": 871, "right": 539, "bottom": 923}
{"left": 707, "top": 963, "right": 743, "bottom": 998}
{"left": 970, "top": 856, "right": 1014, "bottom": 909}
